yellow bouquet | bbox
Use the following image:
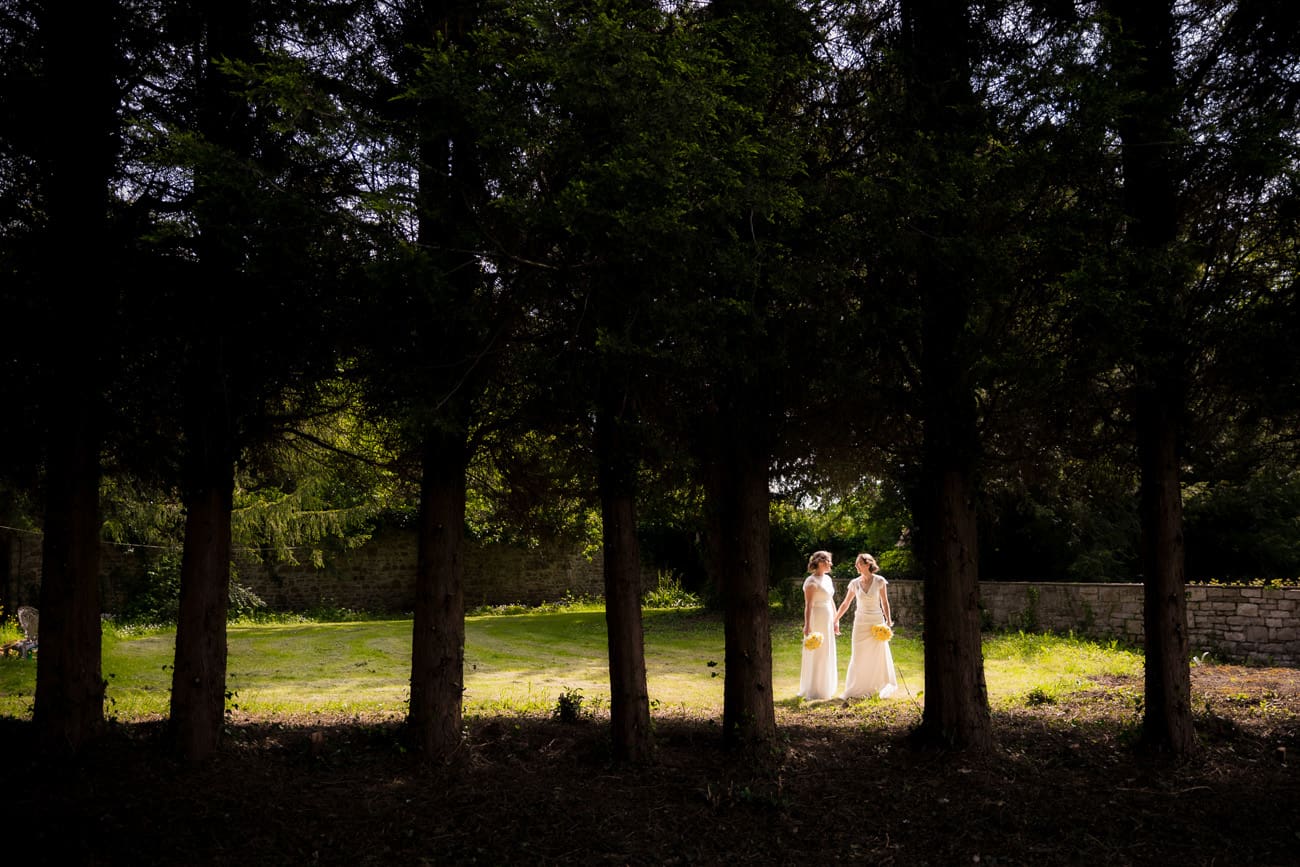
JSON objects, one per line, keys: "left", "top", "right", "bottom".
{"left": 871, "top": 623, "right": 894, "bottom": 642}
{"left": 803, "top": 631, "right": 824, "bottom": 651}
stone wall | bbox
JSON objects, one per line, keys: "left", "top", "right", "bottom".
{"left": 1, "top": 527, "right": 607, "bottom": 616}
{"left": 7, "top": 522, "right": 1297, "bottom": 666}
{"left": 234, "top": 531, "right": 608, "bottom": 612}
{"left": 811, "top": 577, "right": 1299, "bottom": 667}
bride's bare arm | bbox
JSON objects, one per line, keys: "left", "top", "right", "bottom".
{"left": 833, "top": 579, "right": 856, "bottom": 622}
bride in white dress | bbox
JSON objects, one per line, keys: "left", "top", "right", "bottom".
{"left": 798, "top": 550, "right": 838, "bottom": 700}
{"left": 834, "top": 553, "right": 897, "bottom": 700}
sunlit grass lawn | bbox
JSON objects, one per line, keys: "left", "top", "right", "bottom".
{"left": 0, "top": 606, "right": 1142, "bottom": 721}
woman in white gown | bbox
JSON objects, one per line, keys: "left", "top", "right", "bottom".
{"left": 834, "top": 553, "right": 897, "bottom": 700}
{"left": 798, "top": 550, "right": 838, "bottom": 700}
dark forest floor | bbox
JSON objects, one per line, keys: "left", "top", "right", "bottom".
{"left": 4, "top": 663, "right": 1298, "bottom": 866}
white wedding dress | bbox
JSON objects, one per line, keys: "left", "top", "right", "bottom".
{"left": 798, "top": 574, "right": 838, "bottom": 700}
{"left": 842, "top": 574, "right": 898, "bottom": 700}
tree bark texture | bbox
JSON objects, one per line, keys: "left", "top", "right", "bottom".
{"left": 402, "top": 0, "right": 483, "bottom": 762}
{"left": 914, "top": 296, "right": 992, "bottom": 750}
{"left": 1106, "top": 0, "right": 1196, "bottom": 755}
{"left": 30, "top": 0, "right": 119, "bottom": 756}
{"left": 167, "top": 0, "right": 254, "bottom": 763}
{"left": 901, "top": 0, "right": 994, "bottom": 752}
{"left": 1137, "top": 396, "right": 1195, "bottom": 752}
{"left": 596, "top": 383, "right": 653, "bottom": 763}
{"left": 408, "top": 431, "right": 468, "bottom": 760}
{"left": 702, "top": 409, "right": 777, "bottom": 750}
{"left": 34, "top": 416, "right": 104, "bottom": 755}
{"left": 169, "top": 459, "right": 234, "bottom": 762}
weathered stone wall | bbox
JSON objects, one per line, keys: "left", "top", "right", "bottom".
{"left": 7, "top": 523, "right": 1296, "bottom": 666}
{"left": 1, "top": 527, "right": 607, "bottom": 615}
{"left": 234, "top": 531, "right": 607, "bottom": 612}
{"left": 811, "top": 576, "right": 1299, "bottom": 667}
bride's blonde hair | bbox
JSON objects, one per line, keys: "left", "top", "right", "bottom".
{"left": 807, "top": 550, "right": 832, "bottom": 572}
{"left": 855, "top": 553, "right": 879, "bottom": 573}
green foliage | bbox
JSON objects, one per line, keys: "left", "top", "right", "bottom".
{"left": 465, "top": 428, "right": 602, "bottom": 554}
{"left": 768, "top": 577, "right": 805, "bottom": 617}
{"left": 553, "top": 686, "right": 585, "bottom": 723}
{"left": 116, "top": 551, "right": 266, "bottom": 624}
{"left": 769, "top": 484, "right": 913, "bottom": 580}
{"left": 0, "top": 608, "right": 19, "bottom": 643}
{"left": 228, "top": 577, "right": 268, "bottom": 620}
{"left": 1016, "top": 586, "right": 1042, "bottom": 632}
{"left": 1183, "top": 466, "right": 1300, "bottom": 581}
{"left": 876, "top": 548, "right": 917, "bottom": 579}
{"left": 117, "top": 551, "right": 184, "bottom": 625}
{"left": 1023, "top": 686, "right": 1058, "bottom": 707}
{"left": 467, "top": 592, "right": 604, "bottom": 618}
{"left": 642, "top": 572, "right": 701, "bottom": 610}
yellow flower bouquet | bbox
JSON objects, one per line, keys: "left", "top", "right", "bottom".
{"left": 803, "top": 631, "right": 824, "bottom": 651}
{"left": 871, "top": 623, "right": 894, "bottom": 642}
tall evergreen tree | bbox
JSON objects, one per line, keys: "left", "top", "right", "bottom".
{"left": 894, "top": 0, "right": 994, "bottom": 751}
{"left": 1095, "top": 0, "right": 1300, "bottom": 753}
{"left": 23, "top": 0, "right": 122, "bottom": 756}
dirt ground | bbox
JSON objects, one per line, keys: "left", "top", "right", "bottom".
{"left": 5, "top": 663, "right": 1298, "bottom": 866}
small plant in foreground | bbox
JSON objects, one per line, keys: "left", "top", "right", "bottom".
{"left": 1024, "top": 686, "right": 1057, "bottom": 706}
{"left": 554, "top": 686, "right": 584, "bottom": 723}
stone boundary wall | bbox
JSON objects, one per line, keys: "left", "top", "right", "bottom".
{"left": 6, "top": 524, "right": 1296, "bottom": 665}
{"left": 817, "top": 577, "right": 1299, "bottom": 667}
{"left": 234, "top": 531, "right": 608, "bottom": 612}
{"left": 1, "top": 527, "right": 607, "bottom": 615}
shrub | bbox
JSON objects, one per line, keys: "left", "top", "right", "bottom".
{"left": 643, "top": 572, "right": 701, "bottom": 609}
{"left": 554, "top": 686, "right": 584, "bottom": 723}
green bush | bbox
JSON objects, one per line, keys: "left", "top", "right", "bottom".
{"left": 118, "top": 551, "right": 267, "bottom": 624}
{"left": 119, "top": 552, "right": 183, "bottom": 624}
{"left": 554, "top": 686, "right": 584, "bottom": 723}
{"left": 643, "top": 572, "right": 701, "bottom": 609}
{"left": 769, "top": 576, "right": 805, "bottom": 616}
{"left": 876, "top": 548, "right": 916, "bottom": 578}
{"left": 228, "top": 576, "right": 268, "bottom": 619}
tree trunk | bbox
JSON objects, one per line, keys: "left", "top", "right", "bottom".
{"left": 901, "top": 0, "right": 994, "bottom": 751}
{"left": 1137, "top": 394, "right": 1195, "bottom": 752}
{"left": 915, "top": 465, "right": 992, "bottom": 749}
{"left": 30, "top": 0, "right": 119, "bottom": 756}
{"left": 596, "top": 382, "right": 653, "bottom": 763}
{"left": 408, "top": 430, "right": 468, "bottom": 760}
{"left": 165, "top": 0, "right": 252, "bottom": 764}
{"left": 169, "top": 403, "right": 234, "bottom": 762}
{"left": 703, "top": 408, "right": 776, "bottom": 750}
{"left": 34, "top": 415, "right": 104, "bottom": 755}
{"left": 913, "top": 291, "right": 992, "bottom": 750}
{"left": 1105, "top": 0, "right": 1196, "bottom": 755}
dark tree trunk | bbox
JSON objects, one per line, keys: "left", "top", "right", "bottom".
{"left": 703, "top": 407, "right": 776, "bottom": 750}
{"left": 30, "top": 0, "right": 119, "bottom": 756}
{"left": 596, "top": 382, "right": 653, "bottom": 763}
{"left": 408, "top": 430, "right": 467, "bottom": 760}
{"left": 398, "top": 0, "right": 487, "bottom": 763}
{"left": 901, "top": 0, "right": 994, "bottom": 751}
{"left": 1105, "top": 0, "right": 1196, "bottom": 755}
{"left": 914, "top": 439, "right": 992, "bottom": 749}
{"left": 1137, "top": 394, "right": 1194, "bottom": 751}
{"left": 167, "top": 0, "right": 252, "bottom": 763}
{"left": 34, "top": 414, "right": 104, "bottom": 755}
{"left": 169, "top": 429, "right": 234, "bottom": 762}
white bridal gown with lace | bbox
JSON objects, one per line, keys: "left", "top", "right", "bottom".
{"left": 798, "top": 574, "right": 838, "bottom": 700}
{"left": 842, "top": 573, "right": 898, "bottom": 700}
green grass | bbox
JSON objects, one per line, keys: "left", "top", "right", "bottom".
{"left": 0, "top": 607, "right": 1143, "bottom": 721}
